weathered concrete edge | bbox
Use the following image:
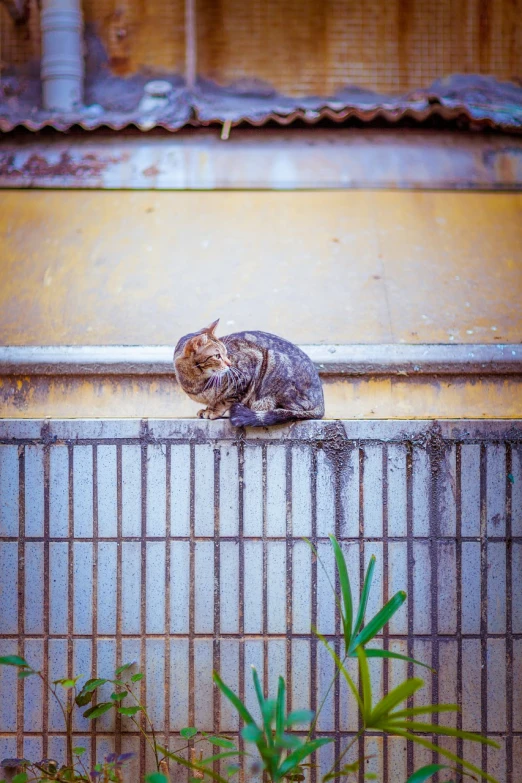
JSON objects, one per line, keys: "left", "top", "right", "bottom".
{"left": 1, "top": 344, "right": 521, "bottom": 376}
{"left": 0, "top": 418, "right": 521, "bottom": 442}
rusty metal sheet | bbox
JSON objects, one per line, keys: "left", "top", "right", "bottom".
{"left": 2, "top": 129, "right": 522, "bottom": 189}
{"left": 1, "top": 74, "right": 522, "bottom": 134}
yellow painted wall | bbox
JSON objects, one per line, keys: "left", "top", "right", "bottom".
{"left": 1, "top": 190, "right": 521, "bottom": 347}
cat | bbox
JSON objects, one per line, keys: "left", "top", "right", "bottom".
{"left": 173, "top": 319, "right": 324, "bottom": 427}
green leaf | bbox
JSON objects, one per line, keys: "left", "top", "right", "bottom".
{"left": 118, "top": 705, "right": 143, "bottom": 716}
{"left": 368, "top": 678, "right": 424, "bottom": 726}
{"left": 213, "top": 671, "right": 255, "bottom": 725}
{"left": 277, "top": 734, "right": 303, "bottom": 750}
{"left": 17, "top": 670, "right": 36, "bottom": 679}
{"left": 12, "top": 773, "right": 28, "bottom": 783}
{"left": 388, "top": 704, "right": 459, "bottom": 721}
{"left": 329, "top": 535, "right": 353, "bottom": 653}
{"left": 507, "top": 473, "right": 514, "bottom": 484}
{"left": 323, "top": 759, "right": 361, "bottom": 781}
{"left": 83, "top": 702, "right": 114, "bottom": 719}
{"left": 180, "top": 727, "right": 198, "bottom": 739}
{"left": 384, "top": 721, "right": 499, "bottom": 747}
{"left": 356, "top": 647, "right": 372, "bottom": 723}
{"left": 364, "top": 775, "right": 378, "bottom": 781}
{"left": 206, "top": 737, "right": 236, "bottom": 749}
{"left": 110, "top": 691, "right": 127, "bottom": 702}
{"left": 241, "top": 723, "right": 263, "bottom": 743}
{"left": 315, "top": 631, "right": 363, "bottom": 715}
{"left": 115, "top": 662, "right": 134, "bottom": 676}
{"left": 363, "top": 649, "right": 433, "bottom": 671}
{"left": 405, "top": 765, "right": 449, "bottom": 783}
{"left": 0, "top": 656, "right": 29, "bottom": 667}
{"left": 198, "top": 752, "right": 244, "bottom": 766}
{"left": 72, "top": 747, "right": 86, "bottom": 756}
{"left": 380, "top": 727, "right": 500, "bottom": 783}
{"left": 353, "top": 555, "right": 376, "bottom": 635}
{"left": 285, "top": 710, "right": 315, "bottom": 726}
{"left": 351, "top": 591, "right": 406, "bottom": 650}
{"left": 56, "top": 676, "right": 82, "bottom": 689}
{"left": 131, "top": 673, "right": 144, "bottom": 682}
{"left": 82, "top": 678, "right": 108, "bottom": 693}
{"left": 145, "top": 774, "right": 168, "bottom": 783}
{"left": 278, "top": 738, "right": 333, "bottom": 777}
{"left": 276, "top": 676, "right": 285, "bottom": 739}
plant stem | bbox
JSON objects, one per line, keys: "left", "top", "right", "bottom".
{"left": 324, "top": 729, "right": 365, "bottom": 779}
{"left": 125, "top": 681, "right": 160, "bottom": 771}
{"left": 37, "top": 673, "right": 73, "bottom": 767}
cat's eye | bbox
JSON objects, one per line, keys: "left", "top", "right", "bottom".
{"left": 215, "top": 354, "right": 220, "bottom": 359}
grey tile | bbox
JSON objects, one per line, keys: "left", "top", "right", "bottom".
{"left": 170, "top": 638, "right": 189, "bottom": 729}
{"left": 0, "top": 445, "right": 19, "bottom": 536}
{"left": 243, "top": 540, "right": 263, "bottom": 634}
{"left": 0, "top": 639, "right": 18, "bottom": 731}
{"left": 97, "top": 542, "right": 117, "bottom": 634}
{"left": 194, "top": 541, "right": 214, "bottom": 633}
{"left": 266, "top": 445, "right": 286, "bottom": 536}
{"left": 122, "top": 445, "right": 142, "bottom": 537}
{"left": 73, "top": 446, "right": 93, "bottom": 538}
{"left": 462, "top": 639, "right": 481, "bottom": 731}
{"left": 146, "top": 541, "right": 166, "bottom": 633}
{"left": 219, "top": 444, "right": 239, "bottom": 536}
{"left": 514, "top": 639, "right": 522, "bottom": 732}
{"left": 242, "top": 445, "right": 263, "bottom": 537}
{"left": 194, "top": 640, "right": 213, "bottom": 730}
{"left": 461, "top": 541, "right": 481, "bottom": 634}
{"left": 487, "top": 443, "right": 506, "bottom": 536}
{"left": 461, "top": 444, "right": 481, "bottom": 537}
{"left": 97, "top": 445, "right": 117, "bottom": 537}
{"left": 412, "top": 541, "right": 431, "bottom": 634}
{"left": 72, "top": 639, "right": 93, "bottom": 732}
{"left": 316, "top": 448, "right": 335, "bottom": 537}
{"left": 0, "top": 542, "right": 18, "bottom": 634}
{"left": 121, "top": 541, "right": 141, "bottom": 635}
{"left": 513, "top": 542, "right": 522, "bottom": 634}
{"left": 145, "top": 638, "right": 166, "bottom": 730}
{"left": 388, "top": 541, "right": 408, "bottom": 634}
{"left": 73, "top": 541, "right": 93, "bottom": 634}
{"left": 0, "top": 420, "right": 42, "bottom": 439}
{"left": 49, "top": 542, "right": 68, "bottom": 635}
{"left": 387, "top": 444, "right": 407, "bottom": 536}
{"left": 220, "top": 541, "right": 239, "bottom": 633}
{"left": 146, "top": 444, "right": 167, "bottom": 537}
{"left": 219, "top": 640, "right": 240, "bottom": 731}
{"left": 267, "top": 541, "right": 286, "bottom": 634}
{"left": 487, "top": 541, "right": 506, "bottom": 634}
{"left": 171, "top": 444, "right": 190, "bottom": 537}
{"left": 292, "top": 540, "right": 311, "bottom": 634}
{"left": 49, "top": 446, "right": 69, "bottom": 537}
{"left": 438, "top": 444, "right": 457, "bottom": 536}
{"left": 437, "top": 541, "right": 457, "bottom": 634}
{"left": 170, "top": 540, "right": 190, "bottom": 634}
{"left": 512, "top": 446, "right": 522, "bottom": 537}
{"left": 412, "top": 446, "right": 430, "bottom": 536}
{"left": 316, "top": 540, "right": 336, "bottom": 636}
{"left": 24, "top": 445, "right": 44, "bottom": 537}
{"left": 24, "top": 542, "right": 44, "bottom": 634}
{"left": 363, "top": 445, "right": 383, "bottom": 537}
{"left": 194, "top": 445, "right": 215, "bottom": 537}
{"left": 291, "top": 445, "right": 312, "bottom": 536}
{"left": 487, "top": 638, "right": 507, "bottom": 733}
{"left": 340, "top": 446, "right": 359, "bottom": 538}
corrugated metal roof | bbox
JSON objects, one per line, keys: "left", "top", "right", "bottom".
{"left": 1, "top": 74, "right": 521, "bottom": 133}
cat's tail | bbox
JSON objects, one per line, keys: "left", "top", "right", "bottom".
{"left": 229, "top": 403, "right": 323, "bottom": 428}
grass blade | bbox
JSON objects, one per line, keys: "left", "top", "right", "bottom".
{"left": 384, "top": 721, "right": 499, "bottom": 747}
{"left": 380, "top": 728, "right": 499, "bottom": 783}
{"left": 363, "top": 649, "right": 433, "bottom": 671}
{"left": 405, "top": 765, "right": 449, "bottom": 783}
{"left": 315, "top": 630, "right": 363, "bottom": 714}
{"left": 277, "top": 738, "right": 333, "bottom": 778}
{"left": 276, "top": 676, "right": 285, "bottom": 739}
{"left": 388, "top": 705, "right": 459, "bottom": 720}
{"left": 157, "top": 746, "right": 229, "bottom": 783}
{"left": 213, "top": 671, "right": 255, "bottom": 725}
{"left": 368, "top": 678, "right": 424, "bottom": 726}
{"left": 329, "top": 535, "right": 353, "bottom": 653}
{"left": 353, "top": 555, "right": 375, "bottom": 635}
{"left": 351, "top": 591, "right": 406, "bottom": 650}
{"left": 355, "top": 647, "right": 372, "bottom": 723}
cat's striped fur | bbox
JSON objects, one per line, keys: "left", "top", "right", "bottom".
{"left": 173, "top": 320, "right": 324, "bottom": 427}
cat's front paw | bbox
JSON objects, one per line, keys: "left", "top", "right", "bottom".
{"left": 197, "top": 408, "right": 221, "bottom": 420}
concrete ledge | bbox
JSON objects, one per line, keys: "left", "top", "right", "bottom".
{"left": 1, "top": 344, "right": 521, "bottom": 376}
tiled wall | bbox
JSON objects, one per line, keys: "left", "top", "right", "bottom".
{"left": 0, "top": 420, "right": 521, "bottom": 782}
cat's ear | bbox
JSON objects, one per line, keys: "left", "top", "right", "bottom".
{"left": 183, "top": 333, "right": 208, "bottom": 356}
{"left": 205, "top": 318, "right": 220, "bottom": 337}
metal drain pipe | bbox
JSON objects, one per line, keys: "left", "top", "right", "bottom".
{"left": 41, "top": 0, "right": 83, "bottom": 111}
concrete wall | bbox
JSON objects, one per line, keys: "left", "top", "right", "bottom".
{"left": 0, "top": 418, "right": 521, "bottom": 781}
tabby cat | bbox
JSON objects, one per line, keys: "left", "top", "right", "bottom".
{"left": 173, "top": 320, "right": 324, "bottom": 427}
